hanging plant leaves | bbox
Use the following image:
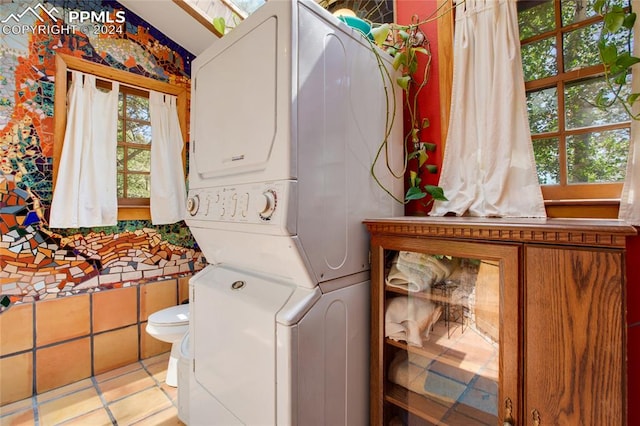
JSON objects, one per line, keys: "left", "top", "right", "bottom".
{"left": 422, "top": 142, "right": 437, "bottom": 152}
{"left": 366, "top": 13, "right": 451, "bottom": 207}
{"left": 604, "top": 6, "right": 625, "bottom": 33}
{"left": 614, "top": 73, "right": 627, "bottom": 85}
{"left": 600, "top": 43, "right": 618, "bottom": 66}
{"left": 411, "top": 128, "right": 419, "bottom": 143}
{"left": 405, "top": 186, "right": 427, "bottom": 201}
{"left": 424, "top": 185, "right": 447, "bottom": 201}
{"left": 623, "top": 12, "right": 636, "bottom": 29}
{"left": 409, "top": 170, "right": 418, "bottom": 187}
{"left": 425, "top": 164, "right": 438, "bottom": 174}
{"left": 213, "top": 17, "right": 226, "bottom": 35}
{"left": 595, "top": 88, "right": 608, "bottom": 108}
{"left": 414, "top": 149, "right": 428, "bottom": 168}
{"left": 397, "top": 75, "right": 411, "bottom": 91}
{"left": 393, "top": 51, "right": 407, "bottom": 70}
{"left": 371, "top": 24, "right": 391, "bottom": 47}
{"left": 616, "top": 52, "right": 640, "bottom": 69}
{"left": 412, "top": 47, "right": 428, "bottom": 56}
{"left": 593, "top": 1, "right": 640, "bottom": 119}
{"left": 408, "top": 55, "right": 418, "bottom": 74}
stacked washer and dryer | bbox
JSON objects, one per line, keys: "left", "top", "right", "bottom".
{"left": 181, "top": 0, "right": 403, "bottom": 424}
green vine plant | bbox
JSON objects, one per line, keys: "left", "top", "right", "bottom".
{"left": 595, "top": 0, "right": 640, "bottom": 119}
{"left": 366, "top": 3, "right": 458, "bottom": 206}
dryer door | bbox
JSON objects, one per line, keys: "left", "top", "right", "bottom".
{"left": 190, "top": 265, "right": 294, "bottom": 425}
{"left": 189, "top": 0, "right": 294, "bottom": 189}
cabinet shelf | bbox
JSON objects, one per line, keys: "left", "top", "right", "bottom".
{"left": 384, "top": 383, "right": 497, "bottom": 426}
{"left": 384, "top": 338, "right": 479, "bottom": 372}
{"left": 384, "top": 382, "right": 448, "bottom": 424}
{"left": 385, "top": 285, "right": 459, "bottom": 305}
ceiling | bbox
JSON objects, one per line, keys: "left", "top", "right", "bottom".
{"left": 117, "top": 0, "right": 363, "bottom": 57}
{"left": 118, "top": 0, "right": 221, "bottom": 56}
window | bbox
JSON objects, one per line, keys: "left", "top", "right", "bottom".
{"left": 519, "top": 0, "right": 630, "bottom": 205}
{"left": 317, "top": 0, "right": 395, "bottom": 23}
{"left": 54, "top": 53, "right": 188, "bottom": 221}
{"left": 117, "top": 87, "right": 152, "bottom": 206}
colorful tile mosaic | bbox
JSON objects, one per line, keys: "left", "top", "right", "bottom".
{"left": 0, "top": 0, "right": 203, "bottom": 311}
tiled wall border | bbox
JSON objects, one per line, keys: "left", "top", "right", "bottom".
{"left": 0, "top": 276, "right": 190, "bottom": 406}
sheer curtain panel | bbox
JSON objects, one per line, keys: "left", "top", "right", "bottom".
{"left": 621, "top": 126, "right": 640, "bottom": 226}
{"left": 619, "top": 0, "right": 640, "bottom": 226}
{"left": 149, "top": 91, "right": 187, "bottom": 224}
{"left": 430, "top": 0, "right": 546, "bottom": 218}
{"left": 49, "top": 71, "right": 119, "bottom": 227}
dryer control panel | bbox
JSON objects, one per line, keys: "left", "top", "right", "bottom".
{"left": 186, "top": 181, "right": 293, "bottom": 225}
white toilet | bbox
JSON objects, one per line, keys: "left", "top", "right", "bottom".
{"left": 145, "top": 304, "right": 189, "bottom": 387}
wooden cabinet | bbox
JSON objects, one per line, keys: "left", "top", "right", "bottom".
{"left": 365, "top": 217, "right": 636, "bottom": 425}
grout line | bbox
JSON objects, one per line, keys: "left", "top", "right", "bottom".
{"left": 2, "top": 357, "right": 176, "bottom": 426}
{"left": 36, "top": 378, "right": 95, "bottom": 400}
{"left": 32, "top": 394, "right": 40, "bottom": 426}
{"left": 98, "top": 360, "right": 169, "bottom": 406}
{"left": 139, "top": 358, "right": 180, "bottom": 409}
{"left": 92, "top": 375, "right": 118, "bottom": 425}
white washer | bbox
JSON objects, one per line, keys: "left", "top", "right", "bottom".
{"left": 177, "top": 332, "right": 191, "bottom": 424}
{"left": 188, "top": 265, "right": 370, "bottom": 425}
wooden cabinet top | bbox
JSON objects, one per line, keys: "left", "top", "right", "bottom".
{"left": 364, "top": 217, "right": 637, "bottom": 248}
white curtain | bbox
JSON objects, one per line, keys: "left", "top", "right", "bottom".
{"left": 621, "top": 132, "right": 640, "bottom": 225}
{"left": 149, "top": 91, "right": 187, "bottom": 224}
{"left": 431, "top": 0, "right": 546, "bottom": 217}
{"left": 619, "top": 0, "right": 640, "bottom": 226}
{"left": 49, "top": 71, "right": 119, "bottom": 228}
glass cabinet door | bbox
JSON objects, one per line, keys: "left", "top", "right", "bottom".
{"left": 372, "top": 239, "right": 520, "bottom": 425}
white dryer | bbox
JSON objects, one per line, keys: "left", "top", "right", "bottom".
{"left": 183, "top": 0, "right": 403, "bottom": 424}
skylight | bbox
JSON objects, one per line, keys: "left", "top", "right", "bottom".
{"left": 227, "top": 0, "right": 266, "bottom": 16}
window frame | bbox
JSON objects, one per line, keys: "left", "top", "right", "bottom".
{"left": 53, "top": 53, "right": 188, "bottom": 221}
{"left": 519, "top": 1, "right": 629, "bottom": 217}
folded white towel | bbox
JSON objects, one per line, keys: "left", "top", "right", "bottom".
{"left": 387, "top": 351, "right": 433, "bottom": 395}
{"left": 385, "top": 297, "right": 442, "bottom": 347}
{"left": 386, "top": 252, "right": 460, "bottom": 293}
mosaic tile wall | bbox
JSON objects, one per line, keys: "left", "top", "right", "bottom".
{"left": 0, "top": 0, "right": 205, "bottom": 311}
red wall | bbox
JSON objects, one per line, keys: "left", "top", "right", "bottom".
{"left": 395, "top": 1, "right": 446, "bottom": 216}
{"left": 627, "top": 233, "right": 640, "bottom": 422}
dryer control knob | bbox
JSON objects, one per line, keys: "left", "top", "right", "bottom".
{"left": 258, "top": 190, "right": 276, "bottom": 220}
{"left": 187, "top": 195, "right": 199, "bottom": 216}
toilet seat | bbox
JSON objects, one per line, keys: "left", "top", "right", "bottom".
{"left": 145, "top": 304, "right": 190, "bottom": 388}
{"left": 148, "top": 304, "right": 189, "bottom": 327}
{"left": 146, "top": 304, "right": 190, "bottom": 346}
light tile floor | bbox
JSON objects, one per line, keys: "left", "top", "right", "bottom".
{"left": 0, "top": 353, "right": 184, "bottom": 426}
